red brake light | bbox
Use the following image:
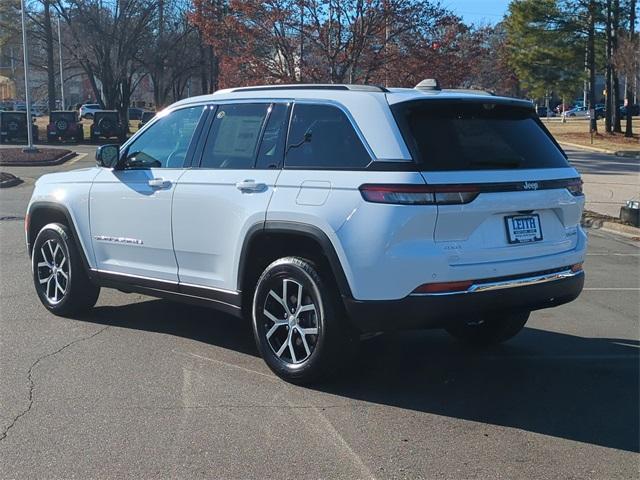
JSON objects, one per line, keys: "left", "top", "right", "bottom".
{"left": 359, "top": 184, "right": 479, "bottom": 205}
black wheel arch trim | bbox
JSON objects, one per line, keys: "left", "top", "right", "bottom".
{"left": 238, "top": 220, "right": 353, "bottom": 300}
{"left": 27, "top": 201, "right": 94, "bottom": 277}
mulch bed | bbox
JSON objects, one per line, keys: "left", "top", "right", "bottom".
{"left": 0, "top": 172, "right": 23, "bottom": 188}
{"left": 555, "top": 131, "right": 640, "bottom": 149}
{"left": 0, "top": 148, "right": 75, "bottom": 166}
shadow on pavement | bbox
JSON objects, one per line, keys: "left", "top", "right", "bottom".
{"left": 82, "top": 299, "right": 639, "bottom": 453}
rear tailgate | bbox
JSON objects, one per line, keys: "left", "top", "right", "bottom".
{"left": 391, "top": 98, "right": 584, "bottom": 268}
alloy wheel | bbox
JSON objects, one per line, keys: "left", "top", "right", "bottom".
{"left": 36, "top": 239, "right": 69, "bottom": 305}
{"left": 262, "top": 278, "right": 319, "bottom": 364}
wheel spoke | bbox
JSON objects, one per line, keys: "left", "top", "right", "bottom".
{"left": 48, "top": 241, "right": 56, "bottom": 264}
{"left": 299, "top": 327, "right": 318, "bottom": 336}
{"left": 58, "top": 270, "right": 68, "bottom": 280}
{"left": 37, "top": 261, "right": 50, "bottom": 269}
{"left": 40, "top": 247, "right": 51, "bottom": 266}
{"left": 58, "top": 256, "right": 66, "bottom": 268}
{"left": 268, "top": 290, "right": 288, "bottom": 312}
{"left": 282, "top": 279, "right": 289, "bottom": 311}
{"left": 298, "top": 328, "right": 312, "bottom": 357}
{"left": 275, "top": 340, "right": 288, "bottom": 358}
{"left": 263, "top": 308, "right": 283, "bottom": 324}
{"left": 53, "top": 243, "right": 61, "bottom": 264}
{"left": 296, "top": 284, "right": 303, "bottom": 311}
{"left": 298, "top": 304, "right": 316, "bottom": 314}
{"left": 39, "top": 274, "right": 52, "bottom": 285}
{"left": 56, "top": 278, "right": 65, "bottom": 295}
{"left": 288, "top": 336, "right": 297, "bottom": 363}
{"left": 266, "top": 322, "right": 284, "bottom": 340}
{"left": 46, "top": 276, "right": 54, "bottom": 300}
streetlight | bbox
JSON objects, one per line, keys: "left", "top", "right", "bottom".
{"left": 57, "top": 15, "right": 65, "bottom": 110}
{"left": 20, "top": 0, "right": 37, "bottom": 152}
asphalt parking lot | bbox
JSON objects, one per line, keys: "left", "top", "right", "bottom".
{"left": 0, "top": 148, "right": 638, "bottom": 479}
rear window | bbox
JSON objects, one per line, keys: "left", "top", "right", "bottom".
{"left": 391, "top": 101, "right": 569, "bottom": 170}
{"left": 52, "top": 112, "right": 76, "bottom": 122}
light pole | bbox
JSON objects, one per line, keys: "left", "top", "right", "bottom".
{"left": 57, "top": 15, "right": 65, "bottom": 110}
{"left": 20, "top": 0, "right": 37, "bottom": 151}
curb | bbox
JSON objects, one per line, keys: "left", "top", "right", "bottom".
{"left": 559, "top": 141, "right": 640, "bottom": 158}
{"left": 0, "top": 151, "right": 77, "bottom": 167}
{"left": 582, "top": 217, "right": 640, "bottom": 238}
{"left": 0, "top": 173, "right": 23, "bottom": 189}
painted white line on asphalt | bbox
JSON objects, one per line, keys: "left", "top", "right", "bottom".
{"left": 173, "top": 350, "right": 277, "bottom": 381}
{"left": 586, "top": 253, "right": 640, "bottom": 256}
{"left": 583, "top": 287, "right": 640, "bottom": 291}
{"left": 64, "top": 153, "right": 87, "bottom": 167}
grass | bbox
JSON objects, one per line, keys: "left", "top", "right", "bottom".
{"left": 542, "top": 117, "right": 640, "bottom": 152}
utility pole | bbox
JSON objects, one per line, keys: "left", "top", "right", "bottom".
{"left": 57, "top": 15, "right": 65, "bottom": 110}
{"left": 20, "top": 0, "right": 37, "bottom": 152}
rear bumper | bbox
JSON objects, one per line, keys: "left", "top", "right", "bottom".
{"left": 344, "top": 268, "right": 584, "bottom": 333}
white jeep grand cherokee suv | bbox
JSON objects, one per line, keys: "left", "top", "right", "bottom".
{"left": 26, "top": 83, "right": 586, "bottom": 383}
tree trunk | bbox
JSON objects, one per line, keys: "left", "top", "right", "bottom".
{"left": 605, "top": 0, "right": 613, "bottom": 132}
{"left": 43, "top": 0, "right": 56, "bottom": 112}
{"left": 612, "top": 0, "right": 622, "bottom": 132}
{"left": 625, "top": 0, "right": 636, "bottom": 137}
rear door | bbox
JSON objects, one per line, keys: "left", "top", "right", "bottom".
{"left": 172, "top": 102, "right": 289, "bottom": 292}
{"left": 390, "top": 100, "right": 584, "bottom": 268}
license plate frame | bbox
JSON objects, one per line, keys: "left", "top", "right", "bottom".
{"left": 504, "top": 214, "right": 543, "bottom": 244}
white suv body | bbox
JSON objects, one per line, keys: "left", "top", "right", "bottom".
{"left": 26, "top": 84, "right": 586, "bottom": 383}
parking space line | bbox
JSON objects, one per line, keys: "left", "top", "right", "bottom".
{"left": 587, "top": 253, "right": 640, "bottom": 256}
{"left": 583, "top": 287, "right": 639, "bottom": 291}
{"left": 173, "top": 350, "right": 277, "bottom": 381}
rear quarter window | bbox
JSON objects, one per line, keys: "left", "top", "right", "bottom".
{"left": 391, "top": 101, "right": 569, "bottom": 171}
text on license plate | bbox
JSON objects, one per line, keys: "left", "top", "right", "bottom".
{"left": 504, "top": 214, "right": 543, "bottom": 244}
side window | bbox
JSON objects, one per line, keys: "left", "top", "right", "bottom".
{"left": 285, "top": 104, "right": 371, "bottom": 169}
{"left": 255, "top": 103, "right": 289, "bottom": 169}
{"left": 200, "top": 103, "right": 269, "bottom": 169}
{"left": 124, "top": 106, "right": 204, "bottom": 169}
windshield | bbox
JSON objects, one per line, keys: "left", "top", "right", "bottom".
{"left": 391, "top": 101, "right": 569, "bottom": 171}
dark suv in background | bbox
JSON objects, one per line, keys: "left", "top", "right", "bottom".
{"left": 47, "top": 111, "right": 84, "bottom": 143}
{"left": 0, "top": 111, "right": 39, "bottom": 143}
{"left": 90, "top": 111, "right": 125, "bottom": 143}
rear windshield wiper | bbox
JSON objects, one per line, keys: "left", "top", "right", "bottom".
{"left": 469, "top": 158, "right": 522, "bottom": 168}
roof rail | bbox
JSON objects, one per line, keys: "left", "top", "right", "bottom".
{"left": 229, "top": 84, "right": 389, "bottom": 93}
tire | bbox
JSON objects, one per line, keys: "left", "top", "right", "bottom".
{"left": 251, "top": 256, "right": 358, "bottom": 384}
{"left": 32, "top": 223, "right": 100, "bottom": 316}
{"left": 445, "top": 311, "right": 530, "bottom": 346}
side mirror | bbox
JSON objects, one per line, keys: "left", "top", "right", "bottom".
{"left": 96, "top": 144, "right": 119, "bottom": 168}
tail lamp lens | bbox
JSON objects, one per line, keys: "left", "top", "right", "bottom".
{"left": 566, "top": 179, "right": 583, "bottom": 196}
{"left": 359, "top": 184, "right": 479, "bottom": 205}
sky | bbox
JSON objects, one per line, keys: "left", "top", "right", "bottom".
{"left": 443, "top": 0, "right": 511, "bottom": 26}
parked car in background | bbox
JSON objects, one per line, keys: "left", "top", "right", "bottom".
{"left": 563, "top": 106, "right": 589, "bottom": 117}
{"left": 0, "top": 111, "right": 38, "bottom": 143}
{"left": 138, "top": 111, "right": 155, "bottom": 129}
{"left": 620, "top": 104, "right": 640, "bottom": 116}
{"left": 554, "top": 103, "right": 572, "bottom": 113}
{"left": 79, "top": 104, "right": 102, "bottom": 120}
{"left": 24, "top": 82, "right": 587, "bottom": 383}
{"left": 536, "top": 106, "right": 556, "bottom": 117}
{"left": 47, "top": 111, "right": 83, "bottom": 143}
{"left": 90, "top": 110, "right": 125, "bottom": 142}
{"left": 128, "top": 108, "right": 144, "bottom": 121}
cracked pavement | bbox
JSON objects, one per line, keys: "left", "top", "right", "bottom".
{"left": 0, "top": 150, "right": 638, "bottom": 479}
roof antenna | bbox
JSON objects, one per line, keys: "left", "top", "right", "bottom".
{"left": 415, "top": 79, "right": 441, "bottom": 91}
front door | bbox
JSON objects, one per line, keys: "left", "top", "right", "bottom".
{"left": 89, "top": 105, "right": 206, "bottom": 282}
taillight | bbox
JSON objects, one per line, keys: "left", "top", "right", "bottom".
{"left": 566, "top": 178, "right": 583, "bottom": 196}
{"left": 359, "top": 184, "right": 479, "bottom": 205}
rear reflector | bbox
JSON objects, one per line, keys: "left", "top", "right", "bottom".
{"left": 570, "top": 263, "right": 583, "bottom": 273}
{"left": 413, "top": 280, "right": 473, "bottom": 294}
{"left": 566, "top": 179, "right": 584, "bottom": 196}
{"left": 359, "top": 184, "right": 479, "bottom": 205}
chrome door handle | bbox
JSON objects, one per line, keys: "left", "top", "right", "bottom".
{"left": 236, "top": 179, "right": 266, "bottom": 192}
{"left": 148, "top": 178, "right": 171, "bottom": 189}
